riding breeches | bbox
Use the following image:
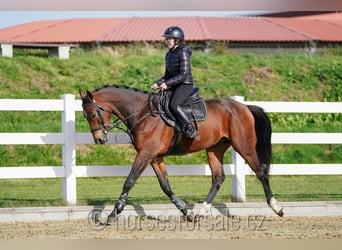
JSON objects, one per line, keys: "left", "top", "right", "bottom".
{"left": 169, "top": 84, "right": 193, "bottom": 114}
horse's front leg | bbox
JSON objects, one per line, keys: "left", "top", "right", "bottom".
{"left": 108, "top": 154, "right": 149, "bottom": 221}
{"left": 198, "top": 143, "right": 228, "bottom": 217}
{"left": 151, "top": 158, "right": 193, "bottom": 220}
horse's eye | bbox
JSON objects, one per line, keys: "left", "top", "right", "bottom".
{"left": 89, "top": 113, "right": 97, "bottom": 120}
{"left": 83, "top": 111, "right": 96, "bottom": 120}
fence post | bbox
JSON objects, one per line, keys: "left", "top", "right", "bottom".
{"left": 61, "top": 94, "right": 77, "bottom": 205}
{"left": 231, "top": 96, "right": 246, "bottom": 202}
{"left": 1, "top": 44, "right": 13, "bottom": 58}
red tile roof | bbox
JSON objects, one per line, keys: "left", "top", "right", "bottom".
{"left": 271, "top": 17, "right": 342, "bottom": 42}
{"left": 203, "top": 17, "right": 309, "bottom": 42}
{"left": 270, "top": 12, "right": 342, "bottom": 42}
{"left": 1, "top": 13, "right": 342, "bottom": 44}
{"left": 98, "top": 17, "right": 214, "bottom": 42}
{"left": 298, "top": 12, "right": 342, "bottom": 26}
{"left": 0, "top": 18, "right": 127, "bottom": 43}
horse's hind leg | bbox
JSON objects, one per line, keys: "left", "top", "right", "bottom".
{"left": 259, "top": 167, "right": 283, "bottom": 215}
{"left": 233, "top": 141, "right": 284, "bottom": 217}
{"left": 259, "top": 167, "right": 283, "bottom": 216}
{"left": 229, "top": 106, "right": 283, "bottom": 217}
{"left": 198, "top": 140, "right": 230, "bottom": 216}
{"left": 151, "top": 158, "right": 190, "bottom": 218}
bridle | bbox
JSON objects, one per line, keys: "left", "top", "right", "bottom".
{"left": 82, "top": 100, "right": 113, "bottom": 133}
{"left": 82, "top": 96, "right": 155, "bottom": 143}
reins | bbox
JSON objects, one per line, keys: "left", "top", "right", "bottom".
{"left": 112, "top": 92, "right": 161, "bottom": 142}
{"left": 148, "top": 90, "right": 159, "bottom": 117}
{"left": 84, "top": 91, "right": 160, "bottom": 144}
{"left": 109, "top": 106, "right": 150, "bottom": 143}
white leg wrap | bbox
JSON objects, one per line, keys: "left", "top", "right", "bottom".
{"left": 269, "top": 197, "right": 283, "bottom": 215}
{"left": 198, "top": 202, "right": 212, "bottom": 216}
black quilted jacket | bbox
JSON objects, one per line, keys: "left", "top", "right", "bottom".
{"left": 155, "top": 44, "right": 194, "bottom": 88}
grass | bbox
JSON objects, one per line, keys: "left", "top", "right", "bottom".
{"left": 1, "top": 175, "right": 341, "bottom": 208}
{"left": 1, "top": 44, "right": 342, "bottom": 207}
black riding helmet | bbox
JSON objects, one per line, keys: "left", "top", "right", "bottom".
{"left": 162, "top": 26, "right": 185, "bottom": 41}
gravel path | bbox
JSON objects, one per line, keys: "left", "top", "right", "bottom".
{"left": 1, "top": 216, "right": 341, "bottom": 239}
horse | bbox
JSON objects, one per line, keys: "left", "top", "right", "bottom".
{"left": 79, "top": 85, "right": 284, "bottom": 222}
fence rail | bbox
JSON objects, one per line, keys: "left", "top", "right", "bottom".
{"left": 0, "top": 95, "right": 342, "bottom": 204}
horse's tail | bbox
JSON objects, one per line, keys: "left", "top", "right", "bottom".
{"left": 247, "top": 105, "right": 272, "bottom": 175}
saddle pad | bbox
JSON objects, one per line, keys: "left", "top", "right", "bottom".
{"left": 158, "top": 89, "right": 207, "bottom": 127}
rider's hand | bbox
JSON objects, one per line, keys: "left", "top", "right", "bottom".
{"left": 151, "top": 83, "right": 159, "bottom": 90}
{"left": 159, "top": 82, "right": 168, "bottom": 91}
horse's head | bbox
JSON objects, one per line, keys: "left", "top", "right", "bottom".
{"left": 79, "top": 89, "right": 112, "bottom": 144}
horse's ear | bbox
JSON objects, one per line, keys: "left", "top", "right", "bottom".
{"left": 86, "top": 91, "right": 94, "bottom": 101}
{"left": 79, "top": 89, "right": 94, "bottom": 102}
{"left": 79, "top": 89, "right": 86, "bottom": 98}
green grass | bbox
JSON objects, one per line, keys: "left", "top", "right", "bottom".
{"left": 1, "top": 175, "right": 341, "bottom": 208}
{"left": 1, "top": 44, "right": 342, "bottom": 207}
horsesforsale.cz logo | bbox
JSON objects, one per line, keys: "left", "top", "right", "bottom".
{"left": 87, "top": 208, "right": 269, "bottom": 231}
{"left": 87, "top": 208, "right": 109, "bottom": 231}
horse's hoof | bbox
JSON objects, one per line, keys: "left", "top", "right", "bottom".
{"left": 277, "top": 208, "right": 284, "bottom": 217}
{"left": 269, "top": 197, "right": 284, "bottom": 217}
{"left": 107, "top": 215, "right": 117, "bottom": 225}
{"left": 185, "top": 211, "right": 203, "bottom": 223}
{"left": 185, "top": 210, "right": 195, "bottom": 222}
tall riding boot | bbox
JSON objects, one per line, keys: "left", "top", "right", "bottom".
{"left": 175, "top": 106, "right": 199, "bottom": 139}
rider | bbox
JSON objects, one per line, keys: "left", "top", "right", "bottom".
{"left": 152, "top": 26, "right": 199, "bottom": 139}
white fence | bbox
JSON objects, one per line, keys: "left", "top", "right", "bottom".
{"left": 0, "top": 95, "right": 342, "bottom": 205}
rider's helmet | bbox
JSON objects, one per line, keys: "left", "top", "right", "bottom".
{"left": 162, "top": 26, "right": 185, "bottom": 41}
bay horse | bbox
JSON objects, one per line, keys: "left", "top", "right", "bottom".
{"left": 79, "top": 85, "right": 284, "bottom": 221}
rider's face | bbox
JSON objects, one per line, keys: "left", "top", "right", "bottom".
{"left": 164, "top": 37, "right": 175, "bottom": 49}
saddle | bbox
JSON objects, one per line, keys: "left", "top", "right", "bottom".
{"left": 157, "top": 88, "right": 208, "bottom": 128}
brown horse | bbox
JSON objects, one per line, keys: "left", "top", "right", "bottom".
{"left": 79, "top": 85, "right": 284, "bottom": 221}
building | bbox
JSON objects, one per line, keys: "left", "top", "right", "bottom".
{"left": 1, "top": 12, "right": 342, "bottom": 58}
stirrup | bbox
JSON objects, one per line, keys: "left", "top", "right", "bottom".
{"left": 184, "top": 124, "right": 199, "bottom": 139}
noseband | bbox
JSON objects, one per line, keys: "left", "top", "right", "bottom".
{"left": 82, "top": 101, "right": 112, "bottom": 133}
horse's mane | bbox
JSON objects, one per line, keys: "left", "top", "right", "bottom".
{"left": 94, "top": 84, "right": 150, "bottom": 95}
